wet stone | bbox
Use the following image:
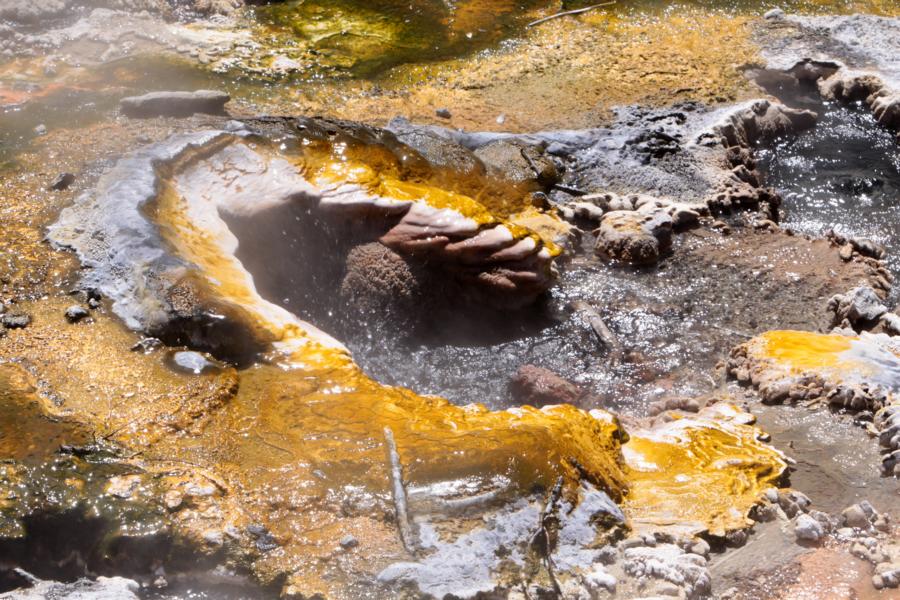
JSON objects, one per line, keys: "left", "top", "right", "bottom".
{"left": 64, "top": 305, "right": 89, "bottom": 323}
{"left": 1, "top": 313, "right": 31, "bottom": 329}
{"left": 48, "top": 173, "right": 75, "bottom": 191}
{"left": 169, "top": 350, "right": 220, "bottom": 375}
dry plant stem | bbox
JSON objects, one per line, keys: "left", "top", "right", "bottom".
{"left": 573, "top": 300, "right": 623, "bottom": 362}
{"left": 384, "top": 426, "right": 417, "bottom": 554}
{"left": 527, "top": 2, "right": 616, "bottom": 27}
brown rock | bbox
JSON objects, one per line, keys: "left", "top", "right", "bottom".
{"left": 508, "top": 365, "right": 583, "bottom": 407}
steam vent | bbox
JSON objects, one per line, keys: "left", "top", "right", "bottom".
{"left": 2, "top": 2, "right": 900, "bottom": 599}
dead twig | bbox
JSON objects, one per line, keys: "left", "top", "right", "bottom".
{"left": 527, "top": 2, "right": 616, "bottom": 28}
{"left": 384, "top": 426, "right": 417, "bottom": 554}
{"left": 553, "top": 183, "right": 588, "bottom": 196}
{"left": 529, "top": 476, "right": 564, "bottom": 595}
{"left": 572, "top": 300, "right": 623, "bottom": 362}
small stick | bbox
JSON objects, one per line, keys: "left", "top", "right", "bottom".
{"left": 572, "top": 300, "right": 623, "bottom": 362}
{"left": 527, "top": 2, "right": 616, "bottom": 28}
{"left": 14, "top": 569, "right": 42, "bottom": 585}
{"left": 384, "top": 426, "right": 417, "bottom": 554}
{"left": 529, "top": 477, "right": 564, "bottom": 595}
{"left": 553, "top": 183, "right": 588, "bottom": 196}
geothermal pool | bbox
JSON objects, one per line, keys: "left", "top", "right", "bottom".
{"left": 1, "top": 2, "right": 900, "bottom": 600}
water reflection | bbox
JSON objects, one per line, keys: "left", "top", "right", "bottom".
{"left": 759, "top": 103, "right": 900, "bottom": 282}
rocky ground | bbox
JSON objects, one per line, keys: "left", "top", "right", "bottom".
{"left": 1, "top": 2, "right": 900, "bottom": 599}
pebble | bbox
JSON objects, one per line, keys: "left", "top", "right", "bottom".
{"left": 171, "top": 350, "right": 217, "bottom": 374}
{"left": 164, "top": 490, "right": 183, "bottom": 510}
{"left": 795, "top": 513, "right": 824, "bottom": 542}
{"left": 764, "top": 8, "right": 785, "bottom": 19}
{"left": 131, "top": 337, "right": 162, "bottom": 353}
{"left": 1, "top": 313, "right": 31, "bottom": 329}
{"left": 690, "top": 539, "right": 710, "bottom": 558}
{"left": 203, "top": 530, "right": 224, "bottom": 546}
{"left": 340, "top": 535, "right": 359, "bottom": 549}
{"left": 726, "top": 529, "right": 749, "bottom": 547}
{"left": 33, "top": 123, "right": 47, "bottom": 135}
{"left": 435, "top": 108, "right": 451, "bottom": 119}
{"left": 64, "top": 305, "right": 89, "bottom": 323}
{"left": 48, "top": 172, "right": 76, "bottom": 191}
{"left": 842, "top": 504, "right": 871, "bottom": 529}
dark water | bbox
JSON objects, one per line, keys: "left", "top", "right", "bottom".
{"left": 759, "top": 103, "right": 900, "bottom": 281}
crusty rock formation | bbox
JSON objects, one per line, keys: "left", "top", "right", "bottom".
{"left": 594, "top": 210, "right": 673, "bottom": 265}
{"left": 727, "top": 330, "right": 900, "bottom": 476}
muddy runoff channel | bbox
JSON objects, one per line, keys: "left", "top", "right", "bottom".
{"left": 2, "top": 10, "right": 900, "bottom": 600}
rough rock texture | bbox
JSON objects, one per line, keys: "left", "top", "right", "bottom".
{"left": 340, "top": 242, "right": 424, "bottom": 315}
{"left": 473, "top": 139, "right": 558, "bottom": 187}
{"left": 755, "top": 14, "right": 900, "bottom": 85}
{"left": 389, "top": 94, "right": 815, "bottom": 231}
{"left": 558, "top": 192, "right": 703, "bottom": 229}
{"left": 0, "top": 0, "right": 69, "bottom": 24}
{"left": 120, "top": 90, "right": 231, "bottom": 118}
{"left": 622, "top": 544, "right": 711, "bottom": 599}
{"left": 717, "top": 100, "right": 818, "bottom": 148}
{"left": 827, "top": 286, "right": 888, "bottom": 330}
{"left": 754, "top": 14, "right": 900, "bottom": 146}
{"left": 0, "top": 576, "right": 140, "bottom": 600}
{"left": 594, "top": 210, "right": 673, "bottom": 265}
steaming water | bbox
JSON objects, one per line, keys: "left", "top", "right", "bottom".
{"left": 230, "top": 212, "right": 785, "bottom": 416}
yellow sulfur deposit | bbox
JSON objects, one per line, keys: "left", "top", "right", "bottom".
{"left": 754, "top": 330, "right": 900, "bottom": 382}
{"left": 147, "top": 136, "right": 787, "bottom": 570}
{"left": 624, "top": 405, "right": 786, "bottom": 537}
{"left": 759, "top": 330, "right": 854, "bottom": 373}
{"left": 3, "top": 128, "right": 786, "bottom": 597}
